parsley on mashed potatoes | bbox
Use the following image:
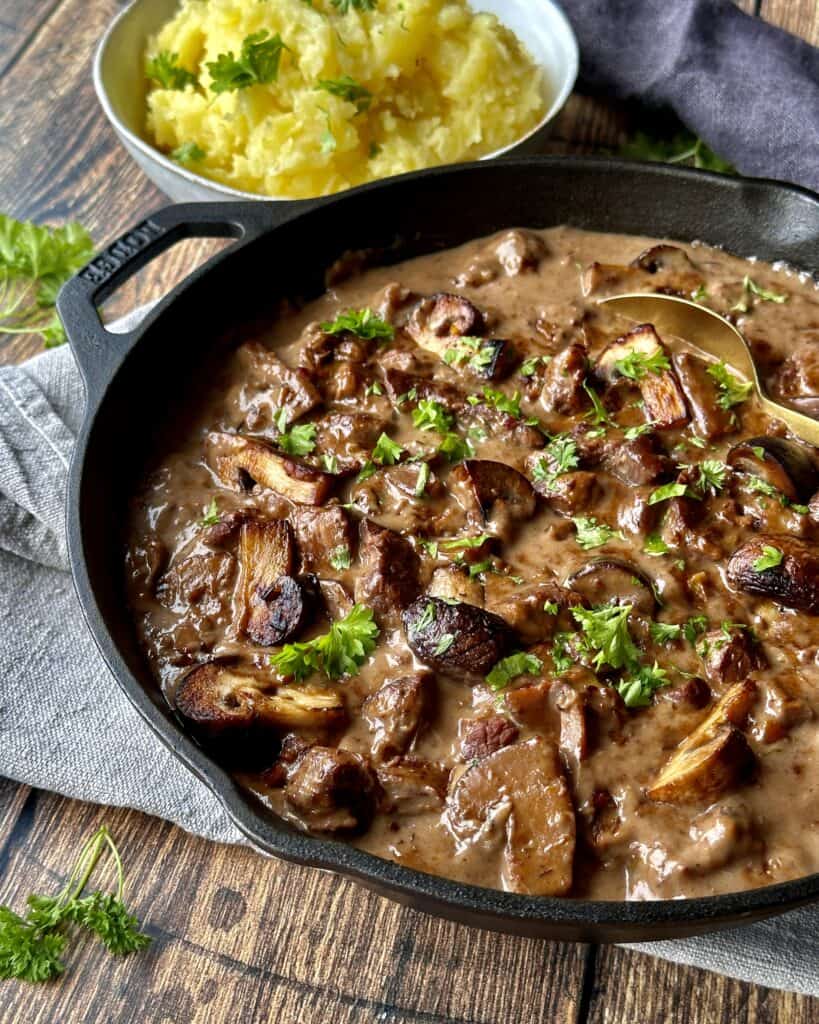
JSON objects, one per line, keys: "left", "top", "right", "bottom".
{"left": 145, "top": 0, "right": 547, "bottom": 198}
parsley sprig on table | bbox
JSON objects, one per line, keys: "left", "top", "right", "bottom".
{"left": 0, "top": 826, "right": 150, "bottom": 983}
{"left": 0, "top": 213, "right": 95, "bottom": 347}
{"left": 207, "top": 31, "right": 290, "bottom": 94}
{"left": 270, "top": 604, "right": 379, "bottom": 681}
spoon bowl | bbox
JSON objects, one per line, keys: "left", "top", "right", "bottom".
{"left": 600, "top": 292, "right": 819, "bottom": 447}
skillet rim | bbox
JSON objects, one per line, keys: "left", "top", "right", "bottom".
{"left": 61, "top": 155, "right": 819, "bottom": 940}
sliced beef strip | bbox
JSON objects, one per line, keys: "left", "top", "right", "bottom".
{"left": 376, "top": 758, "right": 450, "bottom": 815}
{"left": 354, "top": 520, "right": 422, "bottom": 627}
{"left": 284, "top": 746, "right": 381, "bottom": 832}
{"left": 540, "top": 341, "right": 588, "bottom": 415}
{"left": 460, "top": 715, "right": 519, "bottom": 761}
{"left": 699, "top": 626, "right": 767, "bottom": 685}
{"left": 363, "top": 672, "right": 436, "bottom": 761}
{"left": 291, "top": 506, "right": 356, "bottom": 577}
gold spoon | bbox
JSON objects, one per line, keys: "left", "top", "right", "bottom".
{"left": 599, "top": 292, "right": 819, "bottom": 447}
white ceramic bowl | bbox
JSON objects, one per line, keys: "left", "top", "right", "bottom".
{"left": 94, "top": 0, "right": 579, "bottom": 203}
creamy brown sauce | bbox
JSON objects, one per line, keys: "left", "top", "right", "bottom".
{"left": 126, "top": 226, "right": 819, "bottom": 901}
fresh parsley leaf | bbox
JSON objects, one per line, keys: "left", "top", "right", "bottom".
{"left": 614, "top": 347, "right": 670, "bottom": 381}
{"left": 532, "top": 435, "right": 579, "bottom": 486}
{"left": 146, "top": 51, "right": 197, "bottom": 90}
{"left": 485, "top": 651, "right": 543, "bottom": 691}
{"left": 467, "top": 558, "right": 494, "bottom": 578}
{"left": 571, "top": 516, "right": 622, "bottom": 550}
{"left": 551, "top": 632, "right": 573, "bottom": 673}
{"left": 623, "top": 422, "right": 655, "bottom": 440}
{"left": 433, "top": 633, "right": 456, "bottom": 656}
{"left": 692, "top": 284, "right": 709, "bottom": 303}
{"left": 329, "top": 544, "right": 352, "bottom": 571}
{"left": 643, "top": 533, "right": 670, "bottom": 556}
{"left": 743, "top": 276, "right": 788, "bottom": 306}
{"left": 414, "top": 461, "right": 431, "bottom": 497}
{"left": 519, "top": 354, "right": 548, "bottom": 377}
{"left": 582, "top": 382, "right": 614, "bottom": 427}
{"left": 276, "top": 417, "right": 317, "bottom": 456}
{"left": 411, "top": 600, "right": 437, "bottom": 635}
{"left": 694, "top": 459, "right": 729, "bottom": 494}
{"left": 0, "top": 214, "right": 95, "bottom": 347}
{"left": 649, "top": 621, "right": 682, "bottom": 644}
{"left": 0, "top": 826, "right": 149, "bottom": 983}
{"left": 443, "top": 337, "right": 496, "bottom": 373}
{"left": 317, "top": 75, "right": 372, "bottom": 112}
{"left": 543, "top": 600, "right": 559, "bottom": 615}
{"left": 365, "top": 380, "right": 383, "bottom": 397}
{"left": 572, "top": 604, "right": 638, "bottom": 671}
{"left": 412, "top": 398, "right": 455, "bottom": 434}
{"left": 753, "top": 545, "right": 784, "bottom": 572}
{"left": 171, "top": 142, "right": 206, "bottom": 164}
{"left": 200, "top": 498, "right": 219, "bottom": 526}
{"left": 270, "top": 604, "right": 378, "bottom": 680}
{"left": 616, "top": 662, "right": 670, "bottom": 708}
{"left": 478, "top": 386, "right": 522, "bottom": 418}
{"left": 321, "top": 453, "right": 339, "bottom": 474}
{"left": 437, "top": 432, "right": 472, "bottom": 463}
{"left": 440, "top": 534, "right": 490, "bottom": 551}
{"left": 683, "top": 615, "right": 708, "bottom": 643}
{"left": 371, "top": 432, "right": 404, "bottom": 465}
{"left": 706, "top": 361, "right": 753, "bottom": 410}
{"left": 648, "top": 481, "right": 690, "bottom": 505}
{"left": 207, "top": 31, "right": 290, "bottom": 94}
{"left": 321, "top": 307, "right": 394, "bottom": 340}
{"left": 418, "top": 539, "right": 439, "bottom": 558}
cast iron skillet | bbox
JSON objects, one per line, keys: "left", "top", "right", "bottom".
{"left": 57, "top": 157, "right": 819, "bottom": 942}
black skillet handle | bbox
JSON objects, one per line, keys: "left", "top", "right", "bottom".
{"left": 57, "top": 201, "right": 299, "bottom": 396}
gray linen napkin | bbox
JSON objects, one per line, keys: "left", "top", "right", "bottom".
{"left": 0, "top": 315, "right": 816, "bottom": 996}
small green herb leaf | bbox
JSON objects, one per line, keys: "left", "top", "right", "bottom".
{"left": 752, "top": 545, "right": 784, "bottom": 572}
{"left": 270, "top": 604, "right": 379, "bottom": 681}
{"left": 706, "top": 361, "right": 753, "bottom": 410}
{"left": 321, "top": 307, "right": 394, "bottom": 341}
{"left": 171, "top": 142, "right": 206, "bottom": 164}
{"left": 146, "top": 51, "right": 197, "bottom": 90}
{"left": 571, "top": 516, "right": 622, "bottom": 550}
{"left": 317, "top": 75, "right": 372, "bottom": 112}
{"left": 648, "top": 482, "right": 691, "bottom": 505}
{"left": 200, "top": 498, "right": 220, "bottom": 527}
{"left": 614, "top": 347, "right": 670, "bottom": 381}
{"left": 329, "top": 545, "right": 352, "bottom": 571}
{"left": 208, "top": 31, "right": 290, "bottom": 94}
{"left": 485, "top": 651, "right": 543, "bottom": 691}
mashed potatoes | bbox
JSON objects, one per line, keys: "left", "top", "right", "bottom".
{"left": 145, "top": 0, "right": 547, "bottom": 198}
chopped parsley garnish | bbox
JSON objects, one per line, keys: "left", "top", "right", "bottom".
{"left": 274, "top": 409, "right": 317, "bottom": 456}
{"left": 200, "top": 499, "right": 220, "bottom": 527}
{"left": 321, "top": 307, "right": 394, "bottom": 341}
{"left": 207, "top": 32, "right": 290, "bottom": 94}
{"left": 485, "top": 651, "right": 543, "bottom": 691}
{"left": 706, "top": 361, "right": 753, "bottom": 410}
{"left": 329, "top": 545, "right": 352, "bottom": 571}
{"left": 733, "top": 276, "right": 788, "bottom": 312}
{"left": 684, "top": 615, "right": 709, "bottom": 642}
{"left": 171, "top": 142, "right": 206, "bottom": 164}
{"left": 692, "top": 284, "right": 709, "bottom": 303}
{"left": 571, "top": 516, "right": 623, "bottom": 550}
{"left": 467, "top": 558, "right": 494, "bottom": 578}
{"left": 648, "top": 481, "right": 690, "bottom": 505}
{"left": 437, "top": 432, "right": 472, "bottom": 463}
{"left": 433, "top": 634, "right": 456, "bottom": 656}
{"left": 543, "top": 600, "right": 559, "bottom": 615}
{"left": 582, "top": 382, "right": 614, "bottom": 427}
{"left": 443, "top": 337, "right": 495, "bottom": 373}
{"left": 270, "top": 604, "right": 379, "bottom": 681}
{"left": 317, "top": 75, "right": 372, "bottom": 112}
{"left": 440, "top": 534, "right": 490, "bottom": 551}
{"left": 519, "top": 354, "right": 548, "bottom": 377}
{"left": 753, "top": 545, "right": 784, "bottom": 572}
{"left": 356, "top": 433, "right": 405, "bottom": 481}
{"left": 623, "top": 421, "right": 656, "bottom": 440}
{"left": 571, "top": 604, "right": 638, "bottom": 671}
{"left": 616, "top": 662, "right": 670, "bottom": 708}
{"left": 649, "top": 621, "right": 682, "bottom": 644}
{"left": 411, "top": 601, "right": 436, "bottom": 635}
{"left": 531, "top": 435, "right": 579, "bottom": 486}
{"left": 321, "top": 453, "right": 339, "bottom": 474}
{"left": 643, "top": 534, "right": 671, "bottom": 556}
{"left": 614, "top": 347, "right": 670, "bottom": 381}
{"left": 551, "top": 632, "right": 573, "bottom": 673}
{"left": 146, "top": 51, "right": 197, "bottom": 90}
{"left": 418, "top": 539, "right": 439, "bottom": 558}
{"left": 414, "top": 461, "right": 431, "bottom": 497}
{"left": 412, "top": 398, "right": 455, "bottom": 434}
{"left": 365, "top": 380, "right": 383, "bottom": 397}
{"left": 475, "top": 386, "right": 523, "bottom": 418}
{"left": 694, "top": 459, "right": 729, "bottom": 494}
{"left": 742, "top": 475, "right": 807, "bottom": 513}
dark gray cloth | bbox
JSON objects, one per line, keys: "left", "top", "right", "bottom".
{"left": 0, "top": 313, "right": 817, "bottom": 995}
{"left": 562, "top": 0, "right": 819, "bottom": 191}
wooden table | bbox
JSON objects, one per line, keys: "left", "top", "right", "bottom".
{"left": 1, "top": 1, "right": 817, "bottom": 1021}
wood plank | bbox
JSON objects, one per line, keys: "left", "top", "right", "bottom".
{"left": 586, "top": 944, "right": 819, "bottom": 1024}
{"left": 759, "top": 0, "right": 819, "bottom": 42}
{"left": 0, "top": 0, "right": 66, "bottom": 78}
{"left": 0, "top": 790, "right": 588, "bottom": 1024}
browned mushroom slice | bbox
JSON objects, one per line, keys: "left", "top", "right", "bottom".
{"left": 672, "top": 352, "right": 733, "bottom": 440}
{"left": 212, "top": 433, "right": 335, "bottom": 505}
{"left": 354, "top": 520, "right": 421, "bottom": 627}
{"left": 483, "top": 576, "right": 584, "bottom": 643}
{"left": 752, "top": 679, "right": 811, "bottom": 744}
{"left": 647, "top": 726, "right": 754, "bottom": 804}
{"left": 317, "top": 578, "right": 354, "bottom": 621}
{"left": 175, "top": 663, "right": 345, "bottom": 756}
{"left": 446, "top": 737, "right": 575, "bottom": 895}
{"left": 582, "top": 262, "right": 648, "bottom": 297}
{"left": 539, "top": 341, "right": 588, "bottom": 414}
{"left": 200, "top": 509, "right": 253, "bottom": 549}
{"left": 698, "top": 625, "right": 766, "bottom": 685}
{"left": 551, "top": 679, "right": 588, "bottom": 769}
{"left": 630, "top": 244, "right": 703, "bottom": 291}
{"left": 678, "top": 680, "right": 758, "bottom": 752}
{"left": 363, "top": 672, "right": 436, "bottom": 761}
{"left": 291, "top": 506, "right": 356, "bottom": 576}
{"left": 235, "top": 341, "right": 322, "bottom": 431}
{"left": 596, "top": 325, "right": 688, "bottom": 428}
{"left": 238, "top": 518, "right": 295, "bottom": 640}
{"left": 428, "top": 564, "right": 485, "bottom": 607}
{"left": 728, "top": 535, "right": 819, "bottom": 614}
{"left": 406, "top": 293, "right": 514, "bottom": 380}
{"left": 284, "top": 746, "right": 380, "bottom": 833}
{"left": 376, "top": 758, "right": 450, "bottom": 814}
{"left": 246, "top": 574, "right": 318, "bottom": 646}
{"left": 565, "top": 558, "right": 659, "bottom": 615}
{"left": 727, "top": 437, "right": 819, "bottom": 504}
{"left": 313, "top": 412, "right": 390, "bottom": 472}
{"left": 460, "top": 715, "right": 519, "bottom": 761}
{"left": 403, "top": 596, "right": 513, "bottom": 678}
{"left": 450, "top": 460, "right": 536, "bottom": 539}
